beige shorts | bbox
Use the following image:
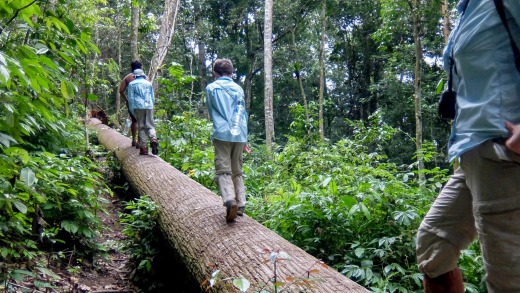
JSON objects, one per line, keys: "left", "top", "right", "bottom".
{"left": 417, "top": 140, "right": 520, "bottom": 293}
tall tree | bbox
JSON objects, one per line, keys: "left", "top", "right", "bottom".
{"left": 264, "top": 0, "right": 274, "bottom": 151}
{"left": 409, "top": 0, "right": 425, "bottom": 182}
{"left": 441, "top": 0, "right": 451, "bottom": 44}
{"left": 130, "top": 1, "right": 140, "bottom": 61}
{"left": 115, "top": 1, "right": 123, "bottom": 122}
{"left": 148, "top": 0, "right": 180, "bottom": 82}
{"left": 318, "top": 0, "right": 326, "bottom": 140}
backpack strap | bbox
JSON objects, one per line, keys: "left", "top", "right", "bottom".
{"left": 493, "top": 0, "right": 520, "bottom": 72}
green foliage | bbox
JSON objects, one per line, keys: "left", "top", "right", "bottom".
{"left": 156, "top": 112, "right": 215, "bottom": 189}
{"left": 119, "top": 195, "right": 160, "bottom": 286}
{"left": 0, "top": 142, "right": 111, "bottom": 261}
{"left": 163, "top": 112, "right": 484, "bottom": 292}
{"left": 0, "top": 0, "right": 113, "bottom": 268}
{"left": 244, "top": 118, "right": 444, "bottom": 291}
{"left": 155, "top": 62, "right": 201, "bottom": 119}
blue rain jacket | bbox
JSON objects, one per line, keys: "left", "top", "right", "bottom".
{"left": 445, "top": 0, "right": 520, "bottom": 162}
{"left": 127, "top": 77, "right": 155, "bottom": 115}
{"left": 206, "top": 77, "right": 248, "bottom": 143}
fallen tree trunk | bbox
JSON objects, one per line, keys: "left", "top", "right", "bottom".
{"left": 90, "top": 118, "right": 369, "bottom": 293}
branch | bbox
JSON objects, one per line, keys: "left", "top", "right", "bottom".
{"left": 0, "top": 0, "right": 39, "bottom": 35}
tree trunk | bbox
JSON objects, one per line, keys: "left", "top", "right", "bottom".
{"left": 195, "top": 0, "right": 208, "bottom": 119}
{"left": 130, "top": 3, "right": 140, "bottom": 62}
{"left": 264, "top": 0, "right": 274, "bottom": 152}
{"left": 244, "top": 11, "right": 258, "bottom": 112}
{"left": 148, "top": 0, "right": 180, "bottom": 83}
{"left": 410, "top": 0, "right": 425, "bottom": 183}
{"left": 115, "top": 3, "right": 122, "bottom": 123}
{"left": 89, "top": 118, "right": 369, "bottom": 293}
{"left": 441, "top": 0, "right": 451, "bottom": 44}
{"left": 318, "top": 0, "right": 326, "bottom": 140}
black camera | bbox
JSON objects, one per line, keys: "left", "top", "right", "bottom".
{"left": 438, "top": 89, "right": 457, "bottom": 120}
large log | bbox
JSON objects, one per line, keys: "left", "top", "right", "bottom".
{"left": 90, "top": 119, "right": 369, "bottom": 292}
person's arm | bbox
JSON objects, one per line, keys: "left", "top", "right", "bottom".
{"left": 120, "top": 74, "right": 134, "bottom": 104}
{"left": 504, "top": 1, "right": 520, "bottom": 154}
{"left": 119, "top": 79, "right": 128, "bottom": 103}
{"left": 243, "top": 144, "right": 251, "bottom": 154}
{"left": 505, "top": 121, "right": 520, "bottom": 154}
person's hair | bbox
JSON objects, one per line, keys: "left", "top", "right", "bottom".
{"left": 213, "top": 59, "right": 234, "bottom": 76}
{"left": 131, "top": 60, "right": 143, "bottom": 71}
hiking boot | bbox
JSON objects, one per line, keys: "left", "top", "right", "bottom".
{"left": 151, "top": 139, "right": 158, "bottom": 155}
{"left": 225, "top": 200, "right": 238, "bottom": 222}
{"left": 237, "top": 206, "right": 245, "bottom": 216}
{"left": 423, "top": 268, "right": 464, "bottom": 293}
{"left": 132, "top": 140, "right": 137, "bottom": 147}
{"left": 139, "top": 146, "right": 149, "bottom": 155}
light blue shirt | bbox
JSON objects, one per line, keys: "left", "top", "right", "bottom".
{"left": 127, "top": 77, "right": 155, "bottom": 115}
{"left": 206, "top": 77, "right": 248, "bottom": 143}
{"left": 445, "top": 0, "right": 520, "bottom": 162}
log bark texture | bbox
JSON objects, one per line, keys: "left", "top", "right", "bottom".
{"left": 90, "top": 119, "right": 369, "bottom": 293}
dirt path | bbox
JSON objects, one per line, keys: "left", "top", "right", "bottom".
{"left": 69, "top": 195, "right": 138, "bottom": 293}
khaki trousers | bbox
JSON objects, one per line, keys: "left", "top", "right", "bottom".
{"left": 213, "top": 139, "right": 246, "bottom": 207}
{"left": 417, "top": 140, "right": 520, "bottom": 293}
{"left": 133, "top": 109, "right": 156, "bottom": 145}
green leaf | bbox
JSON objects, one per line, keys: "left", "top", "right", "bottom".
{"left": 36, "top": 266, "right": 61, "bottom": 280}
{"left": 13, "top": 201, "right": 27, "bottom": 214}
{"left": 9, "top": 269, "right": 34, "bottom": 281}
{"left": 436, "top": 79, "right": 445, "bottom": 94}
{"left": 34, "top": 42, "right": 49, "bottom": 55}
{"left": 20, "top": 167, "right": 36, "bottom": 187}
{"left": 322, "top": 176, "right": 332, "bottom": 188}
{"left": 61, "top": 220, "right": 78, "bottom": 233}
{"left": 354, "top": 247, "right": 365, "bottom": 258}
{"left": 34, "top": 280, "right": 54, "bottom": 288}
{"left": 0, "top": 132, "right": 16, "bottom": 147}
{"left": 87, "top": 94, "right": 99, "bottom": 101}
{"left": 233, "top": 277, "right": 251, "bottom": 292}
{"left": 60, "top": 80, "right": 69, "bottom": 100}
{"left": 0, "top": 63, "right": 9, "bottom": 83}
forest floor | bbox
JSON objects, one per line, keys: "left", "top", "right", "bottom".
{"left": 66, "top": 194, "right": 139, "bottom": 293}
{"left": 60, "top": 156, "right": 141, "bottom": 292}
{"left": 5, "top": 156, "right": 141, "bottom": 292}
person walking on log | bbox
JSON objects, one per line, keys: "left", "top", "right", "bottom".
{"left": 127, "top": 68, "right": 158, "bottom": 155}
{"left": 119, "top": 60, "right": 142, "bottom": 147}
{"left": 206, "top": 58, "right": 249, "bottom": 222}
{"left": 416, "top": 1, "right": 520, "bottom": 292}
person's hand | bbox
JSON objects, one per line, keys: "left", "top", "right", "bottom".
{"left": 505, "top": 121, "right": 520, "bottom": 155}
{"left": 243, "top": 144, "right": 251, "bottom": 155}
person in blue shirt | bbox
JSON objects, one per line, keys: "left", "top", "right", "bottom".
{"left": 416, "top": 1, "right": 520, "bottom": 292}
{"left": 206, "top": 59, "right": 249, "bottom": 222}
{"left": 127, "top": 69, "right": 158, "bottom": 155}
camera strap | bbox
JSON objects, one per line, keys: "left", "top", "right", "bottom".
{"left": 448, "top": 53, "right": 454, "bottom": 93}
{"left": 493, "top": 0, "right": 520, "bottom": 72}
